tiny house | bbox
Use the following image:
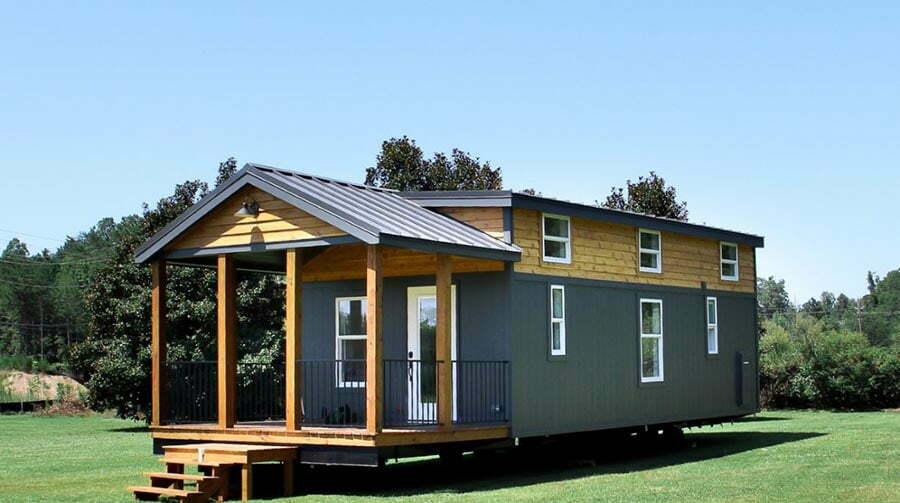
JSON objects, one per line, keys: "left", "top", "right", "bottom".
{"left": 130, "top": 164, "right": 763, "bottom": 500}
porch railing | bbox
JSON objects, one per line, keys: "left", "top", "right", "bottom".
{"left": 237, "top": 362, "right": 285, "bottom": 422}
{"left": 384, "top": 359, "right": 443, "bottom": 427}
{"left": 166, "top": 359, "right": 509, "bottom": 428}
{"left": 452, "top": 360, "right": 509, "bottom": 425}
{"left": 168, "top": 361, "right": 217, "bottom": 423}
{"left": 298, "top": 359, "right": 366, "bottom": 427}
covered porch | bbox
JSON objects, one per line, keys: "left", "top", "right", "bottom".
{"left": 140, "top": 165, "right": 520, "bottom": 448}
{"left": 150, "top": 244, "right": 511, "bottom": 446}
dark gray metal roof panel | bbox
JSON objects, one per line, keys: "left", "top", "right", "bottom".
{"left": 401, "top": 190, "right": 764, "bottom": 248}
{"left": 134, "top": 164, "right": 521, "bottom": 264}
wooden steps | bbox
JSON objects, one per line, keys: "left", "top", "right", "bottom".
{"left": 130, "top": 464, "right": 228, "bottom": 502}
{"left": 143, "top": 471, "right": 208, "bottom": 482}
{"left": 130, "top": 443, "right": 297, "bottom": 502}
{"left": 127, "top": 485, "right": 203, "bottom": 502}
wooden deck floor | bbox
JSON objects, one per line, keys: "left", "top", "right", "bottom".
{"left": 151, "top": 421, "right": 510, "bottom": 448}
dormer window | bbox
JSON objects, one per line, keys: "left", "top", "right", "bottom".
{"left": 638, "top": 229, "right": 661, "bottom": 273}
{"left": 720, "top": 242, "right": 739, "bottom": 281}
{"left": 542, "top": 213, "right": 571, "bottom": 264}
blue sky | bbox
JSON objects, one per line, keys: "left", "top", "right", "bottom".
{"left": 1, "top": 2, "right": 898, "bottom": 302}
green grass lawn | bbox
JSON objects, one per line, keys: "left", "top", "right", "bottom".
{"left": 1, "top": 410, "right": 898, "bottom": 502}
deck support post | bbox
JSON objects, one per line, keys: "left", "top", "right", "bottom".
{"left": 217, "top": 254, "right": 237, "bottom": 429}
{"left": 151, "top": 259, "right": 166, "bottom": 426}
{"left": 436, "top": 254, "right": 453, "bottom": 429}
{"left": 285, "top": 249, "right": 303, "bottom": 431}
{"left": 365, "top": 244, "right": 383, "bottom": 434}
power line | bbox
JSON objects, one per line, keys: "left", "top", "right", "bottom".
{"left": 0, "top": 257, "right": 112, "bottom": 266}
{"left": 0, "top": 278, "right": 93, "bottom": 289}
{"left": 0, "top": 228, "right": 68, "bottom": 243}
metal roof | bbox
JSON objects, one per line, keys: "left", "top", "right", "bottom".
{"left": 401, "top": 190, "right": 765, "bottom": 248}
{"left": 134, "top": 164, "right": 522, "bottom": 264}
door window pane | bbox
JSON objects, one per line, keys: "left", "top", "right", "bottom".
{"left": 418, "top": 297, "right": 437, "bottom": 403}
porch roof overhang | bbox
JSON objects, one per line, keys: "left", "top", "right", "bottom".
{"left": 134, "top": 164, "right": 522, "bottom": 267}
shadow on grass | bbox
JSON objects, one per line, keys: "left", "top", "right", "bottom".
{"left": 251, "top": 429, "right": 825, "bottom": 499}
{"left": 105, "top": 424, "right": 149, "bottom": 433}
{"left": 734, "top": 415, "right": 792, "bottom": 422}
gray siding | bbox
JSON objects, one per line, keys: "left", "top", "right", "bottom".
{"left": 510, "top": 273, "right": 758, "bottom": 438}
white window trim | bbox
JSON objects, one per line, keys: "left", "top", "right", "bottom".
{"left": 542, "top": 213, "right": 572, "bottom": 264}
{"left": 639, "top": 298, "right": 664, "bottom": 383}
{"left": 549, "top": 284, "right": 566, "bottom": 356}
{"left": 335, "top": 296, "right": 367, "bottom": 388}
{"left": 638, "top": 229, "right": 662, "bottom": 274}
{"left": 706, "top": 296, "right": 719, "bottom": 355}
{"left": 720, "top": 242, "right": 739, "bottom": 281}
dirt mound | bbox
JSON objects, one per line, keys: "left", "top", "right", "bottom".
{"left": 2, "top": 371, "right": 87, "bottom": 400}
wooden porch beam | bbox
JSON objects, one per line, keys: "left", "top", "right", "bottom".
{"left": 150, "top": 260, "right": 167, "bottom": 427}
{"left": 436, "top": 253, "right": 453, "bottom": 429}
{"left": 285, "top": 249, "right": 303, "bottom": 431}
{"left": 217, "top": 254, "right": 237, "bottom": 429}
{"left": 365, "top": 244, "right": 383, "bottom": 434}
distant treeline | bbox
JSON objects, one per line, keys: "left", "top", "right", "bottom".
{"left": 758, "top": 273, "right": 900, "bottom": 409}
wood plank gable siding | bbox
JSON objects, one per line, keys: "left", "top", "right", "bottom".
{"left": 166, "top": 186, "right": 346, "bottom": 251}
{"left": 512, "top": 209, "right": 755, "bottom": 293}
{"left": 434, "top": 207, "right": 506, "bottom": 241}
{"left": 301, "top": 244, "right": 504, "bottom": 282}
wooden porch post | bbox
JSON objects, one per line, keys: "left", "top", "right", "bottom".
{"left": 436, "top": 254, "right": 453, "bottom": 429}
{"left": 365, "top": 244, "right": 383, "bottom": 434}
{"left": 150, "top": 260, "right": 167, "bottom": 427}
{"left": 217, "top": 254, "right": 237, "bottom": 429}
{"left": 285, "top": 249, "right": 303, "bottom": 431}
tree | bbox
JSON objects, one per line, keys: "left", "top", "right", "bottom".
{"left": 860, "top": 269, "right": 900, "bottom": 346}
{"left": 757, "top": 276, "right": 793, "bottom": 321}
{"left": 364, "top": 136, "right": 502, "bottom": 191}
{"left": 602, "top": 172, "right": 688, "bottom": 220}
{"left": 71, "top": 157, "right": 286, "bottom": 420}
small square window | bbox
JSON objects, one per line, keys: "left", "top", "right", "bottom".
{"left": 638, "top": 229, "right": 662, "bottom": 273}
{"left": 543, "top": 214, "right": 571, "bottom": 264}
{"left": 720, "top": 242, "right": 739, "bottom": 281}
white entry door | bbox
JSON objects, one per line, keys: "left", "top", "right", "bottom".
{"left": 406, "top": 285, "right": 457, "bottom": 423}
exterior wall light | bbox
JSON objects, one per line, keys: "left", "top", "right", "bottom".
{"left": 234, "top": 200, "right": 259, "bottom": 217}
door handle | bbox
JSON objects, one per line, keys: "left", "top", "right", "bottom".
{"left": 743, "top": 361, "right": 750, "bottom": 365}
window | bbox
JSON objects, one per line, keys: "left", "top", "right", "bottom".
{"left": 706, "top": 297, "right": 718, "bottom": 354}
{"left": 542, "top": 214, "right": 571, "bottom": 263}
{"left": 639, "top": 299, "right": 664, "bottom": 382}
{"left": 549, "top": 285, "right": 566, "bottom": 355}
{"left": 720, "top": 242, "right": 739, "bottom": 281}
{"left": 335, "top": 297, "right": 366, "bottom": 388}
{"left": 638, "top": 229, "right": 662, "bottom": 273}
